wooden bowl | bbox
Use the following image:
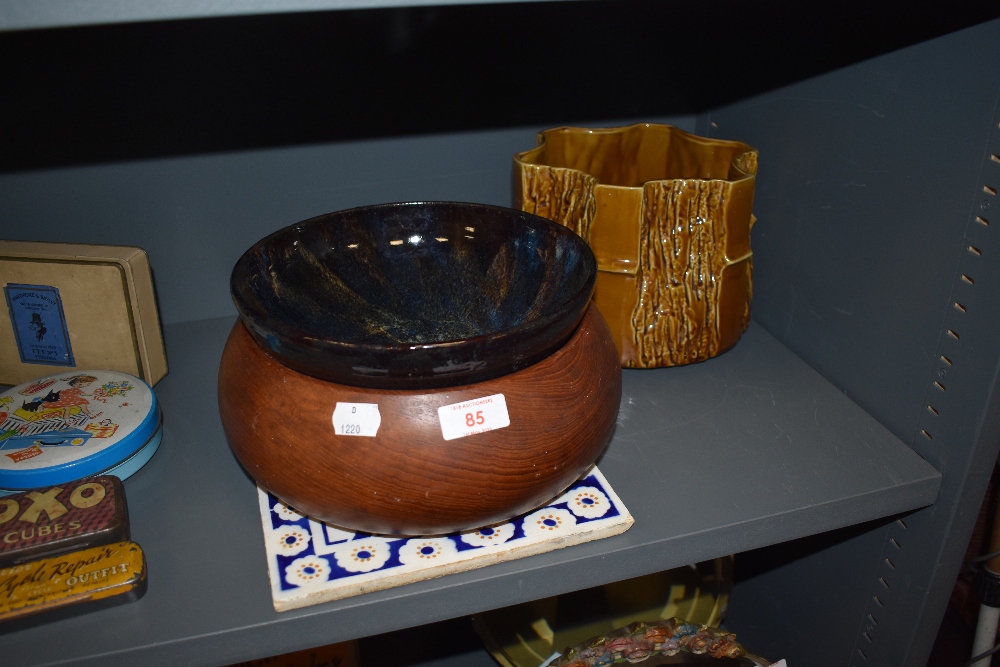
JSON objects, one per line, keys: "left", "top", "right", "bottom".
{"left": 218, "top": 305, "right": 621, "bottom": 535}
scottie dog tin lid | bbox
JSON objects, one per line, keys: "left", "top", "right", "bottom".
{"left": 0, "top": 371, "right": 160, "bottom": 490}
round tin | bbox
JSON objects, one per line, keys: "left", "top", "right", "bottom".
{"left": 0, "top": 371, "right": 161, "bottom": 492}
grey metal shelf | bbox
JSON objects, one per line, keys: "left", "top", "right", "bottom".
{"left": 0, "top": 315, "right": 939, "bottom": 666}
{"left": 0, "top": 0, "right": 568, "bottom": 32}
{"left": 2, "top": 5, "right": 1000, "bottom": 665}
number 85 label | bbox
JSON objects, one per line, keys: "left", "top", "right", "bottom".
{"left": 438, "top": 394, "right": 510, "bottom": 441}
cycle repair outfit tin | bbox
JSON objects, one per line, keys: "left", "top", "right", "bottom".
{"left": 0, "top": 371, "right": 161, "bottom": 494}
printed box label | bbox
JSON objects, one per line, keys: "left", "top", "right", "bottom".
{"left": 4, "top": 284, "right": 75, "bottom": 367}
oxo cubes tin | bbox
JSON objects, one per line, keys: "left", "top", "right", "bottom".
{"left": 0, "top": 371, "right": 161, "bottom": 492}
{"left": 0, "top": 476, "right": 129, "bottom": 568}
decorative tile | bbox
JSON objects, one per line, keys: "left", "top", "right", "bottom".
{"left": 257, "top": 466, "right": 633, "bottom": 611}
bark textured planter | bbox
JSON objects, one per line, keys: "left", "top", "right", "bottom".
{"left": 514, "top": 124, "right": 758, "bottom": 368}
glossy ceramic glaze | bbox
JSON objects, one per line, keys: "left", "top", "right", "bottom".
{"left": 218, "top": 305, "right": 621, "bottom": 535}
{"left": 551, "top": 619, "right": 765, "bottom": 666}
{"left": 231, "top": 202, "right": 597, "bottom": 389}
{"left": 513, "top": 124, "right": 758, "bottom": 368}
{"left": 474, "top": 559, "right": 733, "bottom": 667}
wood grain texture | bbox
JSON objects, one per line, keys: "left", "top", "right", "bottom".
{"left": 219, "top": 305, "right": 621, "bottom": 536}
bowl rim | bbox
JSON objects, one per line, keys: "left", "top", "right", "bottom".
{"left": 231, "top": 200, "right": 598, "bottom": 357}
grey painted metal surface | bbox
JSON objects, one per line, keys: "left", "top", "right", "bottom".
{"left": 0, "top": 119, "right": 692, "bottom": 327}
{"left": 714, "top": 18, "right": 1000, "bottom": 667}
{"left": 0, "top": 0, "right": 575, "bottom": 32}
{"left": 1, "top": 13, "right": 998, "bottom": 664}
{"left": 0, "top": 316, "right": 938, "bottom": 666}
{"left": 726, "top": 520, "right": 893, "bottom": 665}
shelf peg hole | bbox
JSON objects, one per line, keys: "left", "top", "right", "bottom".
{"left": 921, "top": 429, "right": 932, "bottom": 440}
{"left": 858, "top": 648, "right": 867, "bottom": 660}
{"left": 976, "top": 216, "right": 990, "bottom": 226}
{"left": 941, "top": 355, "right": 953, "bottom": 365}
{"left": 885, "top": 558, "right": 895, "bottom": 569}
{"left": 962, "top": 274, "right": 976, "bottom": 284}
{"left": 954, "top": 302, "right": 967, "bottom": 313}
{"left": 879, "top": 577, "right": 889, "bottom": 589}
{"left": 969, "top": 245, "right": 982, "bottom": 256}
{"left": 946, "top": 329, "right": 960, "bottom": 340}
{"left": 934, "top": 381, "right": 947, "bottom": 391}
{"left": 992, "top": 154, "right": 1000, "bottom": 164}
{"left": 927, "top": 405, "right": 939, "bottom": 416}
{"left": 874, "top": 595, "right": 884, "bottom": 607}
{"left": 863, "top": 631, "right": 873, "bottom": 643}
{"left": 868, "top": 613, "right": 879, "bottom": 625}
{"left": 898, "top": 518, "right": 908, "bottom": 529}
{"left": 985, "top": 185, "right": 997, "bottom": 196}
{"left": 890, "top": 538, "right": 901, "bottom": 549}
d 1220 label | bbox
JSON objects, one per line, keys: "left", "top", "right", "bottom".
{"left": 332, "top": 403, "right": 381, "bottom": 437}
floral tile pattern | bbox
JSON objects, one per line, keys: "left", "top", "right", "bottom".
{"left": 257, "top": 466, "right": 633, "bottom": 611}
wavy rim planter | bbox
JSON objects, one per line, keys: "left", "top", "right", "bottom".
{"left": 231, "top": 201, "right": 597, "bottom": 390}
{"left": 219, "top": 305, "right": 621, "bottom": 535}
{"left": 513, "top": 124, "right": 758, "bottom": 369}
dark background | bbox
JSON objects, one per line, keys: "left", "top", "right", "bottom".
{"left": 2, "top": 0, "right": 999, "bottom": 173}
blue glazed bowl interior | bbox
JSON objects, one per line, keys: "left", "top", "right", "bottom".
{"left": 231, "top": 202, "right": 597, "bottom": 388}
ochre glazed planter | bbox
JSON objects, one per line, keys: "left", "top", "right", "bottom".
{"left": 219, "top": 306, "right": 620, "bottom": 535}
{"left": 513, "top": 124, "right": 758, "bottom": 368}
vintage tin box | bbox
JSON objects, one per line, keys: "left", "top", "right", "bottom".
{"left": 0, "top": 371, "right": 161, "bottom": 493}
{"left": 0, "top": 240, "right": 167, "bottom": 386}
{"left": 0, "top": 476, "right": 129, "bottom": 568}
{"left": 0, "top": 541, "right": 147, "bottom": 629}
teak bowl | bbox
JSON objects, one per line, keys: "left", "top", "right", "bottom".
{"left": 219, "top": 305, "right": 621, "bottom": 535}
{"left": 220, "top": 202, "right": 621, "bottom": 534}
{"left": 231, "top": 202, "right": 597, "bottom": 389}
{"left": 514, "top": 124, "right": 758, "bottom": 369}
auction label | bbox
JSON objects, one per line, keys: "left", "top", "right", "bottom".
{"left": 332, "top": 403, "right": 381, "bottom": 437}
{"left": 438, "top": 394, "right": 510, "bottom": 441}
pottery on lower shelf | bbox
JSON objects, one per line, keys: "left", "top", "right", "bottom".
{"left": 550, "top": 619, "right": 770, "bottom": 666}
{"left": 473, "top": 558, "right": 733, "bottom": 667}
{"left": 219, "top": 202, "right": 622, "bottom": 535}
{"left": 513, "top": 124, "right": 758, "bottom": 369}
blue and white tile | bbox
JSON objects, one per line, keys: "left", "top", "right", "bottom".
{"left": 459, "top": 522, "right": 515, "bottom": 548}
{"left": 257, "top": 466, "right": 633, "bottom": 611}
